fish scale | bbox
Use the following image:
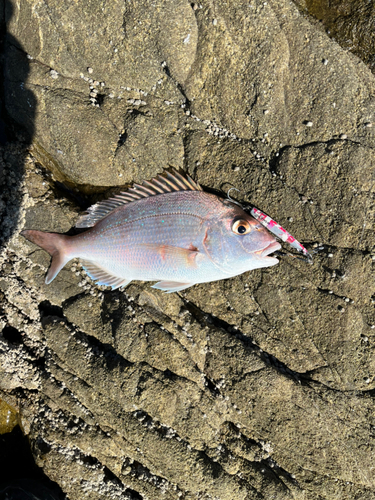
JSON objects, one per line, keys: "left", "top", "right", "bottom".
{"left": 74, "top": 193, "right": 232, "bottom": 283}
{"left": 21, "top": 170, "right": 282, "bottom": 292}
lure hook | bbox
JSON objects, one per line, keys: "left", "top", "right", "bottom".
{"left": 225, "top": 188, "right": 243, "bottom": 207}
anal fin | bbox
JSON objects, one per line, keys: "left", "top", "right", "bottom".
{"left": 151, "top": 281, "right": 194, "bottom": 293}
{"left": 81, "top": 260, "right": 131, "bottom": 290}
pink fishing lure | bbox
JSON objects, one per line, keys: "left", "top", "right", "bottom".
{"left": 21, "top": 170, "right": 284, "bottom": 292}
{"left": 250, "top": 208, "right": 312, "bottom": 261}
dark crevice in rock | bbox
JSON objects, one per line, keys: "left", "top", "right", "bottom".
{"left": 38, "top": 301, "right": 64, "bottom": 322}
{"left": 26, "top": 161, "right": 90, "bottom": 213}
{"left": 112, "top": 109, "right": 149, "bottom": 163}
{"left": 117, "top": 130, "right": 127, "bottom": 147}
{"left": 34, "top": 435, "right": 52, "bottom": 456}
{"left": 181, "top": 299, "right": 257, "bottom": 349}
{"left": 356, "top": 388, "right": 375, "bottom": 399}
{"left": 316, "top": 286, "right": 353, "bottom": 303}
{"left": 25, "top": 81, "right": 88, "bottom": 98}
{"left": 86, "top": 333, "right": 134, "bottom": 369}
{"left": 182, "top": 297, "right": 305, "bottom": 384}
{"left": 305, "top": 243, "right": 372, "bottom": 255}
{"left": 2, "top": 323, "right": 46, "bottom": 371}
{"left": 204, "top": 376, "right": 222, "bottom": 398}
{"left": 299, "top": 374, "right": 375, "bottom": 396}
{"left": 41, "top": 308, "right": 135, "bottom": 368}
{"left": 51, "top": 179, "right": 89, "bottom": 212}
{"left": 8, "top": 42, "right": 78, "bottom": 83}
{"left": 2, "top": 324, "right": 23, "bottom": 344}
{"left": 244, "top": 459, "right": 293, "bottom": 493}
{"left": 161, "top": 62, "right": 191, "bottom": 112}
{"left": 32, "top": 354, "right": 46, "bottom": 373}
{"left": 125, "top": 459, "right": 170, "bottom": 497}
{"left": 160, "top": 369, "right": 175, "bottom": 382}
{"left": 0, "top": 426, "right": 66, "bottom": 500}
{"left": 263, "top": 457, "right": 300, "bottom": 488}
{"left": 132, "top": 409, "right": 183, "bottom": 444}
{"left": 124, "top": 487, "right": 144, "bottom": 500}
{"left": 285, "top": 138, "right": 371, "bottom": 154}
{"left": 127, "top": 108, "right": 148, "bottom": 118}
{"left": 95, "top": 93, "right": 105, "bottom": 106}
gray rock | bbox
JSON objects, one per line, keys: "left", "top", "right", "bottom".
{"left": 5, "top": 0, "right": 374, "bottom": 188}
{"left": 295, "top": 0, "right": 375, "bottom": 73}
{"left": 1, "top": 0, "right": 375, "bottom": 499}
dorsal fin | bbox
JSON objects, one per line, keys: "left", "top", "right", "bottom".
{"left": 75, "top": 169, "right": 202, "bottom": 228}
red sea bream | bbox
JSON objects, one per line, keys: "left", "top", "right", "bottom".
{"left": 21, "top": 170, "right": 281, "bottom": 292}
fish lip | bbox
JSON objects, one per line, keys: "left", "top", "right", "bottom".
{"left": 257, "top": 241, "right": 282, "bottom": 258}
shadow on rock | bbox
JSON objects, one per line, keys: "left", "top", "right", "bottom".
{"left": 0, "top": 426, "right": 65, "bottom": 500}
{"left": 0, "top": 0, "right": 36, "bottom": 250}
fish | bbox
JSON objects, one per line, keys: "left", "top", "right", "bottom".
{"left": 21, "top": 170, "right": 281, "bottom": 293}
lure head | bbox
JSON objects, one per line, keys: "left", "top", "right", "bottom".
{"left": 203, "top": 200, "right": 281, "bottom": 275}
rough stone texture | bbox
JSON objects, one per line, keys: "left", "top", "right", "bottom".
{"left": 4, "top": 0, "right": 375, "bottom": 190}
{"left": 296, "top": 0, "right": 375, "bottom": 74}
{"left": 1, "top": 0, "right": 375, "bottom": 499}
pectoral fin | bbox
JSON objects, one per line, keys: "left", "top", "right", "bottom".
{"left": 151, "top": 281, "right": 194, "bottom": 293}
{"left": 141, "top": 244, "right": 200, "bottom": 268}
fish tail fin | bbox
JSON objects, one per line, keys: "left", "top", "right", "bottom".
{"left": 21, "top": 229, "right": 71, "bottom": 284}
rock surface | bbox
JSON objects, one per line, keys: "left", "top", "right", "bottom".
{"left": 1, "top": 0, "right": 375, "bottom": 499}
{"left": 297, "top": 0, "right": 375, "bottom": 74}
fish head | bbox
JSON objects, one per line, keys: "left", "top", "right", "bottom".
{"left": 204, "top": 201, "right": 281, "bottom": 274}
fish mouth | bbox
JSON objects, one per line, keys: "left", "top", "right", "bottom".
{"left": 257, "top": 241, "right": 282, "bottom": 258}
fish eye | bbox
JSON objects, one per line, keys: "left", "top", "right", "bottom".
{"left": 232, "top": 219, "right": 251, "bottom": 235}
